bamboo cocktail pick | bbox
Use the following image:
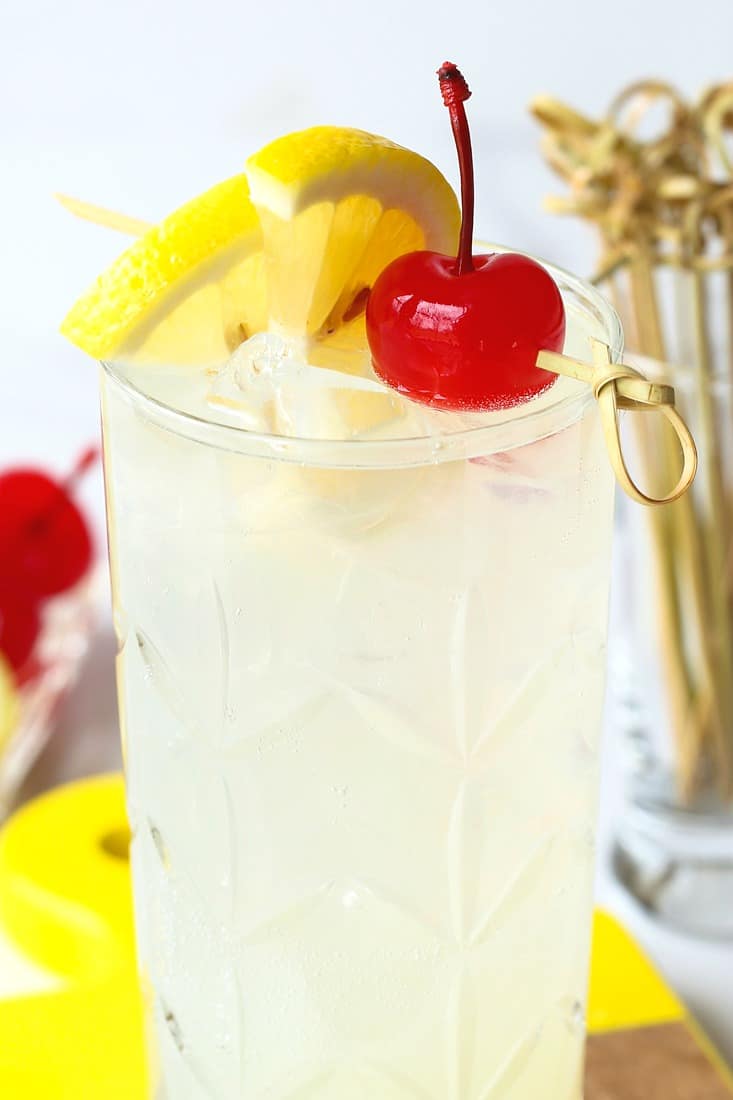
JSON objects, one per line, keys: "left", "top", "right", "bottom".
{"left": 538, "top": 339, "right": 697, "bottom": 506}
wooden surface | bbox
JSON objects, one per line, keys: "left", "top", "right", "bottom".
{"left": 586, "top": 1023, "right": 733, "bottom": 1099}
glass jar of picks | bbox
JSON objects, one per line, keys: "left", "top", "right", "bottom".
{"left": 534, "top": 80, "right": 733, "bottom": 938}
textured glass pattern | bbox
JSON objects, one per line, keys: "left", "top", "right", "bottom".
{"left": 103, "top": 368, "right": 613, "bottom": 1100}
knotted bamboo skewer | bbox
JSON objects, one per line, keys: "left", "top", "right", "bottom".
{"left": 538, "top": 339, "right": 696, "bottom": 505}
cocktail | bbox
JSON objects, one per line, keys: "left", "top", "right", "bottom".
{"left": 63, "top": 64, "right": 690, "bottom": 1100}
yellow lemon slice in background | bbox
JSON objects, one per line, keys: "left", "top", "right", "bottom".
{"left": 0, "top": 655, "right": 19, "bottom": 754}
{"left": 61, "top": 127, "right": 460, "bottom": 369}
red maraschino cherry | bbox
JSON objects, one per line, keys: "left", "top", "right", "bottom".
{"left": 0, "top": 446, "right": 96, "bottom": 602}
{"left": 366, "top": 62, "right": 565, "bottom": 410}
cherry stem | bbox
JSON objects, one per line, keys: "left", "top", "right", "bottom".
{"left": 62, "top": 444, "right": 100, "bottom": 497}
{"left": 438, "top": 62, "right": 475, "bottom": 276}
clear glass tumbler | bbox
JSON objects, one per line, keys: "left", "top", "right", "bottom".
{"left": 100, "top": 260, "right": 620, "bottom": 1100}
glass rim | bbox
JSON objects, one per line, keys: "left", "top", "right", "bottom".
{"left": 101, "top": 245, "right": 623, "bottom": 470}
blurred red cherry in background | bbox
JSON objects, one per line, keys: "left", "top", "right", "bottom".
{"left": 0, "top": 452, "right": 95, "bottom": 600}
{"left": 0, "top": 447, "right": 97, "bottom": 678}
{"left": 0, "top": 585, "right": 40, "bottom": 674}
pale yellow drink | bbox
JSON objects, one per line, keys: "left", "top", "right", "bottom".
{"left": 101, "top": 261, "right": 620, "bottom": 1099}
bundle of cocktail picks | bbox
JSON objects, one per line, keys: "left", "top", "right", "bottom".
{"left": 532, "top": 80, "right": 733, "bottom": 801}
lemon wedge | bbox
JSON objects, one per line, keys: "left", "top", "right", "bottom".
{"left": 246, "top": 126, "right": 460, "bottom": 338}
{"left": 0, "top": 654, "right": 19, "bottom": 754}
{"left": 61, "top": 175, "right": 265, "bottom": 364}
{"left": 61, "top": 126, "right": 460, "bottom": 371}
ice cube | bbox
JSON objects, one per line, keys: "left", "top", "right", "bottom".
{"left": 207, "top": 332, "right": 289, "bottom": 433}
{"left": 207, "top": 331, "right": 410, "bottom": 440}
